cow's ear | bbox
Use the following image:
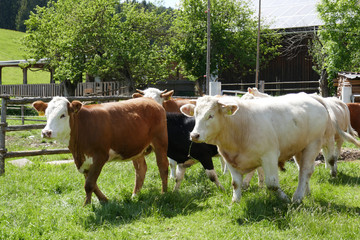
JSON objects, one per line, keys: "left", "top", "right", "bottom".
{"left": 220, "top": 103, "right": 238, "bottom": 116}
{"left": 32, "top": 101, "right": 48, "bottom": 116}
{"left": 132, "top": 92, "right": 143, "bottom": 98}
{"left": 189, "top": 99, "right": 197, "bottom": 105}
{"left": 247, "top": 87, "right": 252, "bottom": 93}
{"left": 161, "top": 90, "right": 174, "bottom": 100}
{"left": 69, "top": 100, "right": 83, "bottom": 113}
{"left": 180, "top": 104, "right": 195, "bottom": 117}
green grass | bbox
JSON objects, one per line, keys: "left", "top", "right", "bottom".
{"left": 1, "top": 118, "right": 360, "bottom": 239}
{"left": 0, "top": 28, "right": 50, "bottom": 85}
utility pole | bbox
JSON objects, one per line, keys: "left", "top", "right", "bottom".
{"left": 206, "top": 0, "right": 211, "bottom": 94}
{"left": 255, "top": 0, "right": 261, "bottom": 89}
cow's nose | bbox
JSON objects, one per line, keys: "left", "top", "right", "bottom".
{"left": 190, "top": 132, "right": 200, "bottom": 141}
{"left": 42, "top": 129, "right": 52, "bottom": 138}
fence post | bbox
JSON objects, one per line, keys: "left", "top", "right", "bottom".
{"left": 0, "top": 96, "right": 9, "bottom": 175}
{"left": 259, "top": 80, "right": 265, "bottom": 92}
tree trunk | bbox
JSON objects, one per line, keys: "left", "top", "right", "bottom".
{"left": 62, "top": 79, "right": 78, "bottom": 96}
{"left": 319, "top": 69, "right": 330, "bottom": 97}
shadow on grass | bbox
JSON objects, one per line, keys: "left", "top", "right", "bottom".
{"left": 328, "top": 172, "right": 360, "bottom": 186}
{"left": 85, "top": 186, "right": 211, "bottom": 227}
{"left": 236, "top": 194, "right": 291, "bottom": 230}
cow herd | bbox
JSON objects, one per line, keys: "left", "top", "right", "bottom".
{"left": 32, "top": 88, "right": 360, "bottom": 206}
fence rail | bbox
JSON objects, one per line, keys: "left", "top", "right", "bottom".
{"left": 0, "top": 95, "right": 132, "bottom": 175}
{"left": 0, "top": 82, "right": 130, "bottom": 97}
{"left": 222, "top": 80, "right": 319, "bottom": 95}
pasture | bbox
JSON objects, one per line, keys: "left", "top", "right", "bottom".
{"left": 1, "top": 118, "right": 360, "bottom": 239}
{"left": 0, "top": 28, "right": 50, "bottom": 85}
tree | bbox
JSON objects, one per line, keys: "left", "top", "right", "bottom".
{"left": 310, "top": 0, "right": 360, "bottom": 96}
{"left": 22, "top": 0, "right": 173, "bottom": 95}
{"left": 0, "top": 0, "right": 21, "bottom": 30}
{"left": 168, "top": 0, "right": 281, "bottom": 92}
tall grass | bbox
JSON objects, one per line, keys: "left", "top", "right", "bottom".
{"left": 0, "top": 28, "right": 50, "bottom": 85}
{"left": 1, "top": 118, "right": 360, "bottom": 239}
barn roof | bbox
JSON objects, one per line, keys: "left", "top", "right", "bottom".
{"left": 251, "top": 0, "right": 323, "bottom": 30}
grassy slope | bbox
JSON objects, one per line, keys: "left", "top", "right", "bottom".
{"left": 0, "top": 28, "right": 50, "bottom": 84}
{"left": 1, "top": 119, "right": 360, "bottom": 239}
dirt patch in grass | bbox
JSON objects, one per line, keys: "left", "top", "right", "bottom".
{"left": 316, "top": 147, "right": 360, "bottom": 162}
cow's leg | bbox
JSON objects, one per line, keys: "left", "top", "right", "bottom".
{"left": 132, "top": 156, "right": 147, "bottom": 197}
{"left": 331, "top": 136, "right": 343, "bottom": 177}
{"left": 242, "top": 170, "right": 256, "bottom": 190}
{"left": 83, "top": 159, "right": 107, "bottom": 205}
{"left": 152, "top": 137, "right": 169, "bottom": 193}
{"left": 173, "top": 163, "right": 186, "bottom": 191}
{"left": 83, "top": 174, "right": 108, "bottom": 205}
{"left": 219, "top": 156, "right": 228, "bottom": 174}
{"left": 197, "top": 157, "right": 224, "bottom": 190}
{"left": 226, "top": 163, "right": 243, "bottom": 202}
{"left": 242, "top": 167, "right": 265, "bottom": 190}
{"left": 292, "top": 140, "right": 320, "bottom": 203}
{"left": 257, "top": 167, "right": 265, "bottom": 187}
{"left": 261, "top": 152, "right": 289, "bottom": 202}
{"left": 169, "top": 158, "right": 177, "bottom": 179}
{"left": 322, "top": 136, "right": 337, "bottom": 177}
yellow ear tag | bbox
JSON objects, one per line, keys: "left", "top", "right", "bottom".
{"left": 38, "top": 111, "right": 45, "bottom": 116}
{"left": 227, "top": 109, "right": 232, "bottom": 115}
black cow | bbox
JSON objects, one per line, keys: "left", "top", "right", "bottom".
{"left": 166, "top": 112, "right": 224, "bottom": 190}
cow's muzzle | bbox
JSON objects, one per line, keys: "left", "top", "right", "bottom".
{"left": 42, "top": 129, "right": 52, "bottom": 138}
{"left": 190, "top": 132, "right": 200, "bottom": 142}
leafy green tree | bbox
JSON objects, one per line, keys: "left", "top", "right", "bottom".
{"left": 23, "top": 0, "right": 173, "bottom": 95}
{"left": 311, "top": 0, "right": 360, "bottom": 95}
{"left": 168, "top": 0, "right": 281, "bottom": 91}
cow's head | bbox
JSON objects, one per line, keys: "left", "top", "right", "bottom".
{"left": 132, "top": 88, "right": 174, "bottom": 105}
{"left": 33, "top": 97, "right": 83, "bottom": 144}
{"left": 180, "top": 96, "right": 238, "bottom": 144}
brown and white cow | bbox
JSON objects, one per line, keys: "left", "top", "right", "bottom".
{"left": 132, "top": 88, "right": 192, "bottom": 113}
{"left": 180, "top": 93, "right": 355, "bottom": 203}
{"left": 33, "top": 97, "right": 169, "bottom": 205}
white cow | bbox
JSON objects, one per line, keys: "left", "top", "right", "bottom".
{"left": 244, "top": 88, "right": 359, "bottom": 177}
{"left": 180, "top": 93, "right": 346, "bottom": 203}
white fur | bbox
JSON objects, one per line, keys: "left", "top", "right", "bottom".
{"left": 182, "top": 94, "right": 332, "bottom": 203}
{"left": 79, "top": 155, "right": 93, "bottom": 173}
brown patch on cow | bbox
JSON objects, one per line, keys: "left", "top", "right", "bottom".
{"left": 163, "top": 98, "right": 192, "bottom": 113}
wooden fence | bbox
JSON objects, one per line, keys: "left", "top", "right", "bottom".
{"left": 0, "top": 82, "right": 129, "bottom": 97}
{"left": 0, "top": 95, "right": 131, "bottom": 175}
{"left": 0, "top": 84, "right": 62, "bottom": 97}
{"left": 222, "top": 80, "right": 320, "bottom": 95}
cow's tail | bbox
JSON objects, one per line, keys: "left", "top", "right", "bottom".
{"left": 336, "top": 123, "right": 360, "bottom": 147}
{"left": 310, "top": 94, "right": 360, "bottom": 147}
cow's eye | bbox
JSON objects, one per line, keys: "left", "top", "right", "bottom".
{"left": 208, "top": 114, "right": 214, "bottom": 120}
{"left": 60, "top": 114, "right": 66, "bottom": 119}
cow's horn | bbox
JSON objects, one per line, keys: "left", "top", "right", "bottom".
{"left": 136, "top": 89, "right": 145, "bottom": 94}
{"left": 161, "top": 89, "right": 168, "bottom": 94}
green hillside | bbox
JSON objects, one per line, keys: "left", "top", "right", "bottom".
{"left": 0, "top": 28, "right": 50, "bottom": 85}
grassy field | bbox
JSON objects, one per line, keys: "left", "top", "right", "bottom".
{"left": 1, "top": 118, "right": 360, "bottom": 239}
{"left": 0, "top": 28, "right": 50, "bottom": 85}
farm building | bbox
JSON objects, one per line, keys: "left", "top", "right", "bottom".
{"left": 221, "top": 0, "right": 323, "bottom": 95}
